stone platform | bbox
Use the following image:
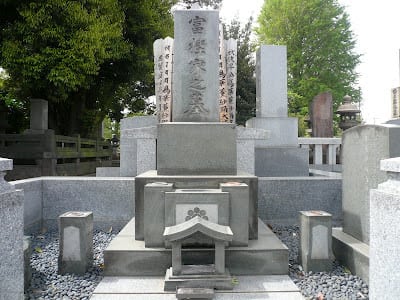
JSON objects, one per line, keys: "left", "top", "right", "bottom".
{"left": 91, "top": 275, "right": 304, "bottom": 299}
{"left": 103, "top": 218, "right": 288, "bottom": 276}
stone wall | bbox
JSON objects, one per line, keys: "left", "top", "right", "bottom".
{"left": 13, "top": 175, "right": 341, "bottom": 233}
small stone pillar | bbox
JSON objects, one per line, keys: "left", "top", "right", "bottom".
{"left": 370, "top": 157, "right": 400, "bottom": 298}
{"left": 24, "top": 236, "right": 32, "bottom": 292}
{"left": 58, "top": 211, "right": 93, "bottom": 275}
{"left": 0, "top": 158, "right": 24, "bottom": 299}
{"left": 299, "top": 210, "right": 333, "bottom": 272}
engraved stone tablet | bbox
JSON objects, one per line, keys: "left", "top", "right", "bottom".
{"left": 226, "top": 38, "right": 237, "bottom": 123}
{"left": 172, "top": 9, "right": 220, "bottom": 122}
{"left": 63, "top": 226, "right": 81, "bottom": 261}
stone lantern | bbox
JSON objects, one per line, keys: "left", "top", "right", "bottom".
{"left": 336, "top": 95, "right": 360, "bottom": 131}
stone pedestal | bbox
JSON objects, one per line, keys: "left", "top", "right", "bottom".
{"left": 157, "top": 123, "right": 237, "bottom": 175}
{"left": 299, "top": 211, "right": 333, "bottom": 272}
{"left": 370, "top": 157, "right": 400, "bottom": 298}
{"left": 0, "top": 158, "right": 24, "bottom": 300}
{"left": 58, "top": 211, "right": 93, "bottom": 275}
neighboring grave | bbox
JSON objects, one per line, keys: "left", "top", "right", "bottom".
{"left": 0, "top": 158, "right": 24, "bottom": 299}
{"left": 332, "top": 124, "right": 400, "bottom": 284}
{"left": 246, "top": 45, "right": 308, "bottom": 176}
{"left": 25, "top": 99, "right": 48, "bottom": 134}
{"left": 310, "top": 92, "right": 333, "bottom": 137}
{"left": 370, "top": 157, "right": 400, "bottom": 298}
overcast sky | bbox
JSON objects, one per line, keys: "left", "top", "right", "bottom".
{"left": 220, "top": 0, "right": 400, "bottom": 124}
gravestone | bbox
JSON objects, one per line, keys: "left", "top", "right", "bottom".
{"left": 172, "top": 9, "right": 220, "bottom": 122}
{"left": 332, "top": 124, "right": 400, "bottom": 284}
{"left": 25, "top": 99, "right": 48, "bottom": 134}
{"left": 0, "top": 158, "right": 24, "bottom": 300}
{"left": 246, "top": 45, "right": 308, "bottom": 176}
{"left": 310, "top": 92, "right": 333, "bottom": 137}
{"left": 370, "top": 157, "right": 400, "bottom": 298}
{"left": 226, "top": 38, "right": 237, "bottom": 124}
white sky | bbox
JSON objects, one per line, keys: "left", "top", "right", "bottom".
{"left": 220, "top": 0, "right": 400, "bottom": 124}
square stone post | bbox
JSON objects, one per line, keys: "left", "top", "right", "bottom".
{"left": 370, "top": 157, "right": 400, "bottom": 298}
{"left": 171, "top": 241, "right": 182, "bottom": 276}
{"left": 299, "top": 210, "right": 333, "bottom": 272}
{"left": 214, "top": 240, "right": 225, "bottom": 274}
{"left": 0, "top": 158, "right": 24, "bottom": 300}
{"left": 58, "top": 211, "right": 93, "bottom": 275}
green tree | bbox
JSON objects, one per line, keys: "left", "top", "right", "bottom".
{"left": 0, "top": 0, "right": 174, "bottom": 136}
{"left": 224, "top": 17, "right": 256, "bottom": 125}
{"left": 256, "top": 0, "right": 361, "bottom": 120}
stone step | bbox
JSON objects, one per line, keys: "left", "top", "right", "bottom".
{"left": 176, "top": 287, "right": 214, "bottom": 299}
{"left": 91, "top": 275, "right": 304, "bottom": 299}
{"left": 103, "top": 218, "right": 288, "bottom": 276}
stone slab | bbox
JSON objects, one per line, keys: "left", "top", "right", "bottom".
{"left": 256, "top": 45, "right": 288, "bottom": 118}
{"left": 310, "top": 92, "right": 333, "bottom": 137}
{"left": 341, "top": 124, "right": 400, "bottom": 244}
{"left": 96, "top": 167, "right": 120, "bottom": 177}
{"left": 0, "top": 189, "right": 24, "bottom": 300}
{"left": 92, "top": 275, "right": 303, "bottom": 299}
{"left": 172, "top": 10, "right": 220, "bottom": 122}
{"left": 0, "top": 157, "right": 13, "bottom": 172}
{"left": 120, "top": 116, "right": 158, "bottom": 131}
{"left": 255, "top": 147, "right": 309, "bottom": 177}
{"left": 246, "top": 117, "right": 298, "bottom": 147}
{"left": 29, "top": 98, "right": 48, "bottom": 132}
{"left": 176, "top": 287, "right": 214, "bottom": 299}
{"left": 157, "top": 123, "right": 237, "bottom": 175}
{"left": 135, "top": 171, "right": 258, "bottom": 241}
{"left": 370, "top": 184, "right": 400, "bottom": 298}
{"left": 332, "top": 227, "right": 369, "bottom": 284}
{"left": 103, "top": 218, "right": 288, "bottom": 276}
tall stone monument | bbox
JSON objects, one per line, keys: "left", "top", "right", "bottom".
{"left": 103, "top": 7, "right": 288, "bottom": 297}
{"left": 310, "top": 92, "right": 333, "bottom": 137}
{"left": 246, "top": 45, "right": 309, "bottom": 176}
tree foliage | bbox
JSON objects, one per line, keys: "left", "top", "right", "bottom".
{"left": 0, "top": 0, "right": 174, "bottom": 136}
{"left": 256, "top": 0, "right": 361, "bottom": 118}
{"left": 223, "top": 17, "right": 256, "bottom": 125}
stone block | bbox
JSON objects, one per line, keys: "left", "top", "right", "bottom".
{"left": 157, "top": 123, "right": 237, "bottom": 175}
{"left": 299, "top": 211, "right": 333, "bottom": 272}
{"left": 24, "top": 235, "right": 32, "bottom": 291}
{"left": 120, "top": 126, "right": 157, "bottom": 176}
{"left": 236, "top": 127, "right": 269, "bottom": 175}
{"left": 256, "top": 45, "right": 288, "bottom": 118}
{"left": 332, "top": 228, "right": 369, "bottom": 284}
{"left": 58, "top": 211, "right": 93, "bottom": 275}
{"left": 220, "top": 182, "right": 249, "bottom": 246}
{"left": 246, "top": 117, "right": 298, "bottom": 147}
{"left": 370, "top": 157, "right": 400, "bottom": 298}
{"left": 0, "top": 187, "right": 24, "bottom": 299}
{"left": 172, "top": 9, "right": 220, "bottom": 122}
{"left": 144, "top": 182, "right": 174, "bottom": 247}
{"left": 135, "top": 171, "right": 258, "bottom": 241}
{"left": 255, "top": 147, "right": 309, "bottom": 177}
{"left": 342, "top": 124, "right": 400, "bottom": 244}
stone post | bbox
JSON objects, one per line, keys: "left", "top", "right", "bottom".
{"left": 370, "top": 157, "right": 400, "bottom": 298}
{"left": 58, "top": 211, "right": 93, "bottom": 275}
{"left": 26, "top": 98, "right": 48, "bottom": 133}
{"left": 299, "top": 210, "right": 333, "bottom": 272}
{"left": 310, "top": 92, "right": 333, "bottom": 138}
{"left": 0, "top": 158, "right": 24, "bottom": 299}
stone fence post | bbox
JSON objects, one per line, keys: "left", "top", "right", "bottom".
{"left": 0, "top": 158, "right": 24, "bottom": 299}
{"left": 370, "top": 157, "right": 400, "bottom": 299}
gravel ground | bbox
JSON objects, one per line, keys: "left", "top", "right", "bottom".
{"left": 271, "top": 224, "right": 369, "bottom": 300}
{"left": 25, "top": 225, "right": 369, "bottom": 300}
{"left": 25, "top": 230, "right": 116, "bottom": 300}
